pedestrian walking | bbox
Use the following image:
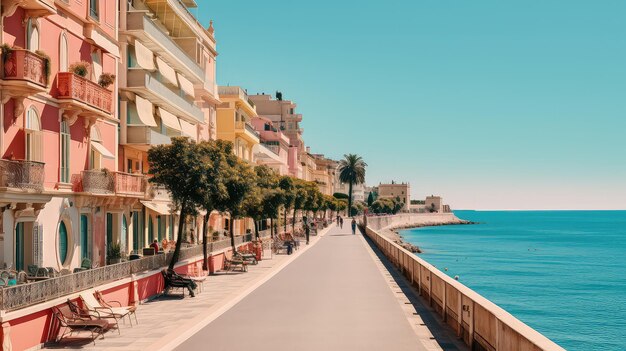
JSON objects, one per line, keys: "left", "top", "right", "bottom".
{"left": 340, "top": 217, "right": 343, "bottom": 229}
{"left": 351, "top": 218, "right": 357, "bottom": 235}
{"left": 336, "top": 215, "right": 340, "bottom": 226}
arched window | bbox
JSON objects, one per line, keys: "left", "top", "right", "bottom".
{"left": 26, "top": 18, "right": 40, "bottom": 51}
{"left": 25, "top": 107, "right": 42, "bottom": 161}
{"left": 89, "top": 125, "right": 114, "bottom": 169}
{"left": 59, "top": 33, "right": 68, "bottom": 72}
{"left": 60, "top": 121, "right": 70, "bottom": 183}
{"left": 58, "top": 221, "right": 68, "bottom": 265}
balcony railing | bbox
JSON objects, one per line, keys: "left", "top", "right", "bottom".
{"left": 56, "top": 72, "right": 113, "bottom": 114}
{"left": 235, "top": 121, "right": 260, "bottom": 139}
{"left": 2, "top": 49, "right": 48, "bottom": 87}
{"left": 261, "top": 143, "right": 280, "bottom": 155}
{"left": 218, "top": 86, "right": 255, "bottom": 108}
{"left": 80, "top": 170, "right": 146, "bottom": 197}
{"left": 0, "top": 159, "right": 45, "bottom": 192}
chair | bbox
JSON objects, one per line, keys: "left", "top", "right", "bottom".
{"left": 46, "top": 267, "right": 59, "bottom": 277}
{"left": 27, "top": 265, "right": 39, "bottom": 276}
{"left": 52, "top": 302, "right": 109, "bottom": 345}
{"left": 79, "top": 291, "right": 125, "bottom": 332}
{"left": 35, "top": 268, "right": 49, "bottom": 277}
{"left": 95, "top": 291, "right": 138, "bottom": 325}
{"left": 161, "top": 270, "right": 196, "bottom": 297}
{"left": 16, "top": 271, "right": 28, "bottom": 284}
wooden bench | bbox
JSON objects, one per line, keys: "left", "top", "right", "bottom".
{"left": 161, "top": 270, "right": 197, "bottom": 297}
{"left": 224, "top": 257, "right": 248, "bottom": 272}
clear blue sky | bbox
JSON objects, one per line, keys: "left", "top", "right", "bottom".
{"left": 194, "top": 1, "right": 626, "bottom": 210}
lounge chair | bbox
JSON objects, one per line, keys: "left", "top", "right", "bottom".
{"left": 67, "top": 299, "right": 119, "bottom": 334}
{"left": 95, "top": 291, "right": 138, "bottom": 325}
{"left": 79, "top": 291, "right": 129, "bottom": 331}
{"left": 52, "top": 302, "right": 110, "bottom": 345}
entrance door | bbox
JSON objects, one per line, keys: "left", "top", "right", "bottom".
{"left": 15, "top": 223, "right": 24, "bottom": 271}
{"left": 80, "top": 214, "right": 89, "bottom": 260}
{"left": 106, "top": 213, "right": 113, "bottom": 249}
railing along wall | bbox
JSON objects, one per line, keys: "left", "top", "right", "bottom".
{"left": 0, "top": 159, "right": 45, "bottom": 191}
{"left": 0, "top": 236, "right": 252, "bottom": 312}
{"left": 362, "top": 216, "right": 565, "bottom": 351}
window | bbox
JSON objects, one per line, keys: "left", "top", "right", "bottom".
{"left": 132, "top": 211, "right": 142, "bottom": 251}
{"left": 60, "top": 121, "right": 70, "bottom": 182}
{"left": 58, "top": 221, "right": 68, "bottom": 265}
{"left": 169, "top": 215, "right": 174, "bottom": 240}
{"left": 106, "top": 213, "right": 113, "bottom": 249}
{"left": 89, "top": 0, "right": 99, "bottom": 20}
{"left": 148, "top": 215, "right": 154, "bottom": 243}
{"left": 91, "top": 50, "right": 102, "bottom": 81}
{"left": 157, "top": 216, "right": 163, "bottom": 241}
{"left": 26, "top": 18, "right": 39, "bottom": 51}
{"left": 25, "top": 107, "right": 42, "bottom": 161}
{"left": 15, "top": 223, "right": 25, "bottom": 271}
{"left": 127, "top": 45, "right": 138, "bottom": 68}
{"left": 80, "top": 214, "right": 89, "bottom": 260}
{"left": 121, "top": 215, "right": 128, "bottom": 254}
{"left": 59, "top": 33, "right": 68, "bottom": 72}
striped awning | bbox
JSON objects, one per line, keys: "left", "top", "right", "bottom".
{"left": 135, "top": 95, "right": 157, "bottom": 127}
{"left": 179, "top": 119, "right": 196, "bottom": 138}
{"left": 156, "top": 56, "right": 178, "bottom": 87}
{"left": 134, "top": 40, "right": 155, "bottom": 71}
{"left": 177, "top": 73, "right": 195, "bottom": 98}
{"left": 158, "top": 107, "right": 181, "bottom": 131}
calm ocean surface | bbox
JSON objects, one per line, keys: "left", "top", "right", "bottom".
{"left": 399, "top": 210, "right": 626, "bottom": 351}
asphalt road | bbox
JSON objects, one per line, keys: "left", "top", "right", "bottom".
{"left": 176, "top": 224, "right": 425, "bottom": 351}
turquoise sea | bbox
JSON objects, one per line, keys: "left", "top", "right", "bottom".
{"left": 399, "top": 210, "right": 626, "bottom": 351}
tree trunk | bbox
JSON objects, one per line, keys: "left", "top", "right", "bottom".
{"left": 202, "top": 212, "right": 209, "bottom": 271}
{"left": 229, "top": 216, "right": 236, "bottom": 251}
{"left": 292, "top": 208, "right": 297, "bottom": 233}
{"left": 169, "top": 205, "right": 187, "bottom": 270}
{"left": 348, "top": 181, "right": 353, "bottom": 217}
{"left": 283, "top": 207, "right": 287, "bottom": 233}
{"left": 270, "top": 218, "right": 274, "bottom": 239}
{"left": 254, "top": 219, "right": 259, "bottom": 239}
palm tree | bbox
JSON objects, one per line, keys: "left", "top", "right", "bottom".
{"left": 338, "top": 154, "right": 367, "bottom": 217}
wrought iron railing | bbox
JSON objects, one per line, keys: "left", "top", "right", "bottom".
{"left": 80, "top": 171, "right": 145, "bottom": 197}
{"left": 0, "top": 159, "right": 45, "bottom": 192}
{"left": 0, "top": 235, "right": 256, "bottom": 311}
{"left": 56, "top": 72, "right": 113, "bottom": 114}
{"left": 2, "top": 49, "right": 48, "bottom": 87}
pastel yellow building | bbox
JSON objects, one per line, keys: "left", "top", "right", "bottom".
{"left": 217, "top": 86, "right": 260, "bottom": 162}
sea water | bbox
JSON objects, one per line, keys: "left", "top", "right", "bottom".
{"left": 399, "top": 210, "right": 626, "bottom": 351}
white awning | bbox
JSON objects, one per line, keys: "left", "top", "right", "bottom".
{"left": 179, "top": 119, "right": 196, "bottom": 138}
{"left": 177, "top": 73, "right": 195, "bottom": 98}
{"left": 156, "top": 56, "right": 178, "bottom": 86}
{"left": 135, "top": 95, "right": 157, "bottom": 127}
{"left": 158, "top": 107, "right": 181, "bottom": 131}
{"left": 134, "top": 40, "right": 155, "bottom": 71}
{"left": 141, "top": 201, "right": 171, "bottom": 215}
{"left": 91, "top": 141, "right": 114, "bottom": 159}
{"left": 85, "top": 25, "right": 120, "bottom": 58}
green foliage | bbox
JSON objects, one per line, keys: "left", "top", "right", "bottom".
{"left": 333, "top": 192, "right": 349, "bottom": 200}
{"left": 148, "top": 137, "right": 207, "bottom": 268}
{"left": 98, "top": 72, "right": 116, "bottom": 88}
{"left": 107, "top": 242, "right": 122, "bottom": 259}
{"left": 367, "top": 192, "right": 375, "bottom": 207}
{"left": 69, "top": 61, "right": 90, "bottom": 77}
{"left": 1, "top": 43, "right": 13, "bottom": 63}
{"left": 338, "top": 154, "right": 367, "bottom": 217}
{"left": 370, "top": 197, "right": 405, "bottom": 215}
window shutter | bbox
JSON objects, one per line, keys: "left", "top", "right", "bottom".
{"left": 32, "top": 223, "right": 44, "bottom": 266}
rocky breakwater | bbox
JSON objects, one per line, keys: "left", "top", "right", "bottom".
{"left": 367, "top": 213, "right": 477, "bottom": 254}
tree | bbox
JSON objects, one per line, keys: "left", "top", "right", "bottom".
{"left": 213, "top": 146, "right": 256, "bottom": 251}
{"left": 338, "top": 154, "right": 367, "bottom": 217}
{"left": 367, "top": 192, "right": 374, "bottom": 207}
{"left": 291, "top": 179, "right": 308, "bottom": 233}
{"left": 197, "top": 140, "right": 231, "bottom": 270}
{"left": 148, "top": 137, "right": 206, "bottom": 270}
{"left": 244, "top": 165, "right": 280, "bottom": 239}
{"left": 278, "top": 176, "right": 295, "bottom": 232}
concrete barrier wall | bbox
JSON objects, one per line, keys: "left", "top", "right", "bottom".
{"left": 362, "top": 215, "right": 566, "bottom": 351}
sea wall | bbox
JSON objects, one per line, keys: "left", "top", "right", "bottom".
{"left": 364, "top": 212, "right": 465, "bottom": 231}
{"left": 362, "top": 214, "right": 566, "bottom": 351}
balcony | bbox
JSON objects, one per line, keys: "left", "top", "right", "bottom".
{"left": 124, "top": 11, "right": 203, "bottom": 83}
{"left": 126, "top": 126, "right": 172, "bottom": 150}
{"left": 235, "top": 121, "right": 260, "bottom": 144}
{"left": 80, "top": 170, "right": 146, "bottom": 197}
{"left": 261, "top": 143, "right": 280, "bottom": 156}
{"left": 0, "top": 159, "right": 45, "bottom": 192}
{"left": 218, "top": 86, "right": 256, "bottom": 116}
{"left": 0, "top": 49, "right": 49, "bottom": 116}
{"left": 126, "top": 69, "right": 203, "bottom": 123}
{"left": 55, "top": 72, "right": 114, "bottom": 120}
{"left": 1, "top": 0, "right": 55, "bottom": 17}
{"left": 286, "top": 113, "right": 302, "bottom": 122}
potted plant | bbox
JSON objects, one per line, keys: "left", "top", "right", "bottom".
{"left": 98, "top": 73, "right": 116, "bottom": 88}
{"left": 34, "top": 50, "right": 51, "bottom": 83}
{"left": 0, "top": 43, "right": 13, "bottom": 63}
{"left": 68, "top": 61, "right": 90, "bottom": 77}
{"left": 107, "top": 242, "right": 122, "bottom": 264}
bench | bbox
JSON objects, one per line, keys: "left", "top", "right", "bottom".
{"left": 161, "top": 270, "right": 197, "bottom": 297}
{"left": 224, "top": 257, "right": 248, "bottom": 272}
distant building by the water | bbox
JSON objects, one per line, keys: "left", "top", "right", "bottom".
{"left": 378, "top": 181, "right": 411, "bottom": 211}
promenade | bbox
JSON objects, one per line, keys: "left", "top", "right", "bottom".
{"left": 175, "top": 224, "right": 463, "bottom": 351}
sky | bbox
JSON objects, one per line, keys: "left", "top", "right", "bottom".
{"left": 194, "top": 1, "right": 626, "bottom": 210}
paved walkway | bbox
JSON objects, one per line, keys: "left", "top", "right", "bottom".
{"left": 175, "top": 224, "right": 460, "bottom": 351}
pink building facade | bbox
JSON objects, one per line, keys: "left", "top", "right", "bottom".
{"left": 0, "top": 0, "right": 126, "bottom": 272}
{"left": 251, "top": 116, "right": 291, "bottom": 175}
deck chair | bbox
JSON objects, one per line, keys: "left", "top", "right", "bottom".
{"left": 95, "top": 291, "right": 138, "bottom": 325}
{"left": 79, "top": 291, "right": 126, "bottom": 331}
{"left": 52, "top": 302, "right": 109, "bottom": 345}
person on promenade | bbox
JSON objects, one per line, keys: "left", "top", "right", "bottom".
{"left": 340, "top": 217, "right": 344, "bottom": 229}
{"left": 150, "top": 239, "right": 159, "bottom": 253}
{"left": 351, "top": 219, "right": 357, "bottom": 235}
{"left": 336, "top": 215, "right": 340, "bottom": 226}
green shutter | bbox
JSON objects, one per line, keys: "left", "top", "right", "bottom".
{"left": 133, "top": 211, "right": 140, "bottom": 251}
{"left": 148, "top": 216, "right": 154, "bottom": 243}
{"left": 106, "top": 213, "right": 113, "bottom": 247}
{"left": 157, "top": 216, "right": 163, "bottom": 241}
{"left": 80, "top": 215, "right": 89, "bottom": 260}
{"left": 59, "top": 222, "right": 68, "bottom": 264}
{"left": 15, "top": 223, "right": 24, "bottom": 271}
